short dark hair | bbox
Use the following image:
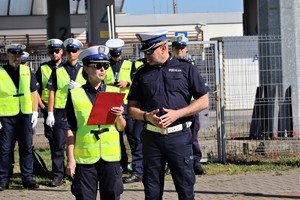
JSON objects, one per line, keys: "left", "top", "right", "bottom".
{"left": 82, "top": 67, "right": 88, "bottom": 80}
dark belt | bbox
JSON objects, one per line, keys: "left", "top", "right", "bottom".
{"left": 90, "top": 128, "right": 109, "bottom": 140}
{"left": 13, "top": 93, "right": 24, "bottom": 97}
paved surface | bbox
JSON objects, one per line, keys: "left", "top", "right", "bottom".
{"left": 3, "top": 119, "right": 300, "bottom": 199}
{"left": 0, "top": 169, "right": 299, "bottom": 200}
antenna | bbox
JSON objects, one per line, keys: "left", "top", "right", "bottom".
{"left": 173, "top": 0, "right": 177, "bottom": 14}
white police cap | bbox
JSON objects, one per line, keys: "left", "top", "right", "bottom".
{"left": 136, "top": 30, "right": 168, "bottom": 51}
{"left": 45, "top": 39, "right": 63, "bottom": 49}
{"left": 106, "top": 39, "right": 124, "bottom": 50}
{"left": 105, "top": 38, "right": 124, "bottom": 56}
{"left": 63, "top": 38, "right": 83, "bottom": 50}
{"left": 5, "top": 43, "right": 26, "bottom": 54}
{"left": 79, "top": 45, "right": 110, "bottom": 65}
{"left": 21, "top": 51, "right": 30, "bottom": 62}
{"left": 170, "top": 35, "right": 189, "bottom": 47}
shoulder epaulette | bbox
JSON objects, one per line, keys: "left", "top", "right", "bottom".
{"left": 136, "top": 63, "right": 145, "bottom": 71}
{"left": 59, "top": 60, "right": 68, "bottom": 67}
{"left": 177, "top": 57, "right": 192, "bottom": 64}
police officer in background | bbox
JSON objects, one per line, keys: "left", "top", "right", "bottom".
{"left": 104, "top": 39, "right": 143, "bottom": 183}
{"left": 65, "top": 45, "right": 125, "bottom": 199}
{"left": 35, "top": 39, "right": 64, "bottom": 179}
{"left": 9, "top": 51, "right": 30, "bottom": 178}
{"left": 127, "top": 30, "right": 210, "bottom": 199}
{"left": 20, "top": 51, "right": 30, "bottom": 66}
{"left": 0, "top": 44, "right": 39, "bottom": 191}
{"left": 169, "top": 35, "right": 207, "bottom": 175}
{"left": 46, "top": 38, "right": 85, "bottom": 187}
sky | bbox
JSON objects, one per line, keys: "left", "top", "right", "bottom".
{"left": 122, "top": 0, "right": 243, "bottom": 15}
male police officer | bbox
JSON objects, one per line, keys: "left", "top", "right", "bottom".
{"left": 46, "top": 38, "right": 85, "bottom": 187}
{"left": 35, "top": 39, "right": 64, "bottom": 181}
{"left": 104, "top": 39, "right": 143, "bottom": 183}
{"left": 127, "top": 30, "right": 210, "bottom": 199}
{"left": 0, "top": 44, "right": 39, "bottom": 190}
{"left": 170, "top": 35, "right": 207, "bottom": 175}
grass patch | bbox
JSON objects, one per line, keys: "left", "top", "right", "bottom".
{"left": 10, "top": 148, "right": 300, "bottom": 185}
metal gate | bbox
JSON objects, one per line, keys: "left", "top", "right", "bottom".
{"left": 186, "top": 41, "right": 223, "bottom": 163}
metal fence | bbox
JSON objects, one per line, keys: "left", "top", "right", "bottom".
{"left": 219, "top": 35, "right": 299, "bottom": 163}
{"left": 3, "top": 35, "right": 300, "bottom": 163}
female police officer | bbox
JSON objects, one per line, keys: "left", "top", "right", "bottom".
{"left": 127, "top": 30, "right": 210, "bottom": 200}
{"left": 65, "top": 45, "right": 125, "bottom": 200}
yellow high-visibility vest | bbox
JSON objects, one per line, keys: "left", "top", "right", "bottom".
{"left": 104, "top": 60, "right": 132, "bottom": 104}
{"left": 55, "top": 67, "right": 86, "bottom": 108}
{"left": 70, "top": 85, "right": 121, "bottom": 164}
{"left": 40, "top": 64, "right": 52, "bottom": 103}
{"left": 0, "top": 65, "right": 32, "bottom": 116}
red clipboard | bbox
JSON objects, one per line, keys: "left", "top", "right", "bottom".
{"left": 87, "top": 92, "right": 125, "bottom": 125}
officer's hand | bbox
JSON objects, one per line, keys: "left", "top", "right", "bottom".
{"left": 68, "top": 80, "right": 80, "bottom": 90}
{"left": 146, "top": 109, "right": 161, "bottom": 126}
{"left": 31, "top": 111, "right": 39, "bottom": 128}
{"left": 117, "top": 80, "right": 127, "bottom": 88}
{"left": 0, "top": 122, "right": 2, "bottom": 129}
{"left": 159, "top": 107, "right": 179, "bottom": 128}
{"left": 42, "top": 106, "right": 48, "bottom": 115}
{"left": 46, "top": 112, "right": 55, "bottom": 128}
{"left": 66, "top": 159, "right": 76, "bottom": 180}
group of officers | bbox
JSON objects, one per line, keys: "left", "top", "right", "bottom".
{"left": 0, "top": 29, "right": 209, "bottom": 200}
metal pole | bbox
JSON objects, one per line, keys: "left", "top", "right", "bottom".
{"left": 110, "top": 4, "right": 115, "bottom": 39}
{"left": 106, "top": 4, "right": 112, "bottom": 39}
{"left": 173, "top": 0, "right": 177, "bottom": 14}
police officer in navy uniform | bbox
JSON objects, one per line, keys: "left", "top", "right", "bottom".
{"left": 65, "top": 45, "right": 125, "bottom": 199}
{"left": 46, "top": 38, "right": 85, "bottom": 187}
{"left": 35, "top": 39, "right": 64, "bottom": 180}
{"left": 0, "top": 44, "right": 40, "bottom": 191}
{"left": 127, "top": 30, "right": 210, "bottom": 199}
{"left": 170, "top": 35, "right": 207, "bottom": 175}
{"left": 104, "top": 39, "right": 143, "bottom": 183}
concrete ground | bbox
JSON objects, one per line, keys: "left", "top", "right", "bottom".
{"left": 2, "top": 119, "right": 299, "bottom": 199}
{"left": 0, "top": 169, "right": 299, "bottom": 200}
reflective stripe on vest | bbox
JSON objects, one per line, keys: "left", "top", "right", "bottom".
{"left": 135, "top": 60, "right": 144, "bottom": 68}
{"left": 54, "top": 67, "right": 86, "bottom": 108}
{"left": 0, "top": 65, "right": 32, "bottom": 116}
{"left": 104, "top": 60, "right": 132, "bottom": 104}
{"left": 40, "top": 64, "right": 52, "bottom": 103}
{"left": 71, "top": 86, "right": 121, "bottom": 164}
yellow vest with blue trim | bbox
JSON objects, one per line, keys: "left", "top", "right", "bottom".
{"left": 40, "top": 64, "right": 53, "bottom": 103}
{"left": 70, "top": 85, "right": 121, "bottom": 164}
{"left": 55, "top": 66, "right": 86, "bottom": 109}
{"left": 104, "top": 60, "right": 132, "bottom": 104}
{"left": 0, "top": 65, "right": 33, "bottom": 116}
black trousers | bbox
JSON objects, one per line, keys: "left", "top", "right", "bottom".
{"left": 71, "top": 159, "right": 123, "bottom": 200}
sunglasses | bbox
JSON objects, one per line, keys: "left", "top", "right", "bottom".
{"left": 48, "top": 49, "right": 60, "bottom": 55}
{"left": 144, "top": 43, "right": 166, "bottom": 56}
{"left": 67, "top": 49, "right": 78, "bottom": 53}
{"left": 88, "top": 63, "right": 109, "bottom": 70}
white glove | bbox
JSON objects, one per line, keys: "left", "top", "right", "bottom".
{"left": 31, "top": 111, "right": 39, "bottom": 128}
{"left": 46, "top": 112, "right": 55, "bottom": 128}
{"left": 68, "top": 80, "right": 80, "bottom": 90}
{"left": 0, "top": 122, "right": 2, "bottom": 129}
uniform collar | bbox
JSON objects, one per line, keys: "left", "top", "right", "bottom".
{"left": 83, "top": 81, "right": 105, "bottom": 93}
